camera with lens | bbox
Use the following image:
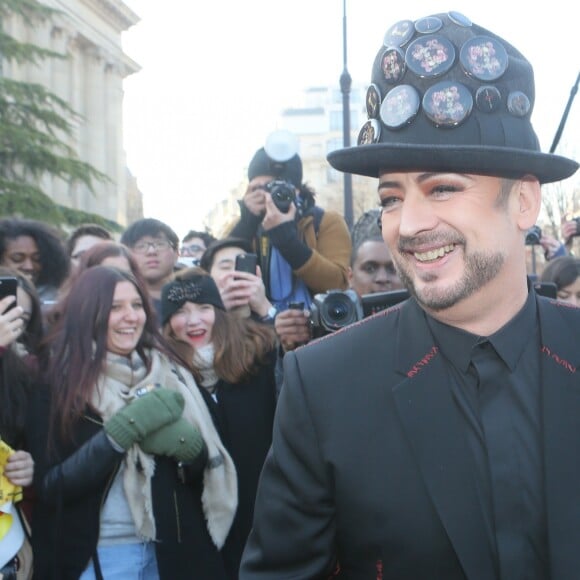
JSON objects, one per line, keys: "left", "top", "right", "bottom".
{"left": 265, "top": 179, "right": 296, "bottom": 213}
{"left": 310, "top": 289, "right": 363, "bottom": 338}
{"left": 525, "top": 225, "right": 542, "bottom": 245}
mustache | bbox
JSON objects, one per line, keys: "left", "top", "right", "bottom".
{"left": 398, "top": 232, "right": 465, "bottom": 252}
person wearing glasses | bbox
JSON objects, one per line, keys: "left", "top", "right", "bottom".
{"left": 121, "top": 219, "right": 180, "bottom": 324}
{"left": 180, "top": 230, "right": 216, "bottom": 266}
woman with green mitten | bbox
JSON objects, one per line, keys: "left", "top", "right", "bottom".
{"left": 27, "top": 266, "right": 237, "bottom": 579}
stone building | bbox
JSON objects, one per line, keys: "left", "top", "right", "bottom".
{"left": 2, "top": 0, "right": 142, "bottom": 227}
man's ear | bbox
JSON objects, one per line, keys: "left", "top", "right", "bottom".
{"left": 515, "top": 175, "right": 542, "bottom": 231}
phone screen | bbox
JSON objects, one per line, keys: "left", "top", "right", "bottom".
{"left": 0, "top": 277, "right": 18, "bottom": 313}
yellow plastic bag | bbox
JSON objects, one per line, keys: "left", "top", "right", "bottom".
{"left": 0, "top": 440, "right": 23, "bottom": 508}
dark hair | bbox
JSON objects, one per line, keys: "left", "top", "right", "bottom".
{"left": 46, "top": 266, "right": 178, "bottom": 442}
{"left": 541, "top": 256, "right": 580, "bottom": 290}
{"left": 120, "top": 218, "right": 179, "bottom": 250}
{"left": 0, "top": 267, "right": 44, "bottom": 355}
{"left": 199, "top": 237, "right": 253, "bottom": 272}
{"left": 163, "top": 268, "right": 276, "bottom": 384}
{"left": 0, "top": 218, "right": 69, "bottom": 287}
{"left": 66, "top": 223, "right": 112, "bottom": 256}
{"left": 48, "top": 242, "right": 145, "bottom": 329}
{"left": 0, "top": 267, "right": 38, "bottom": 446}
{"left": 350, "top": 236, "right": 387, "bottom": 267}
{"left": 182, "top": 230, "right": 216, "bottom": 248}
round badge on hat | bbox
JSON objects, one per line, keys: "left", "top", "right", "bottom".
{"left": 381, "top": 48, "right": 406, "bottom": 84}
{"left": 264, "top": 129, "right": 299, "bottom": 162}
{"left": 423, "top": 81, "right": 473, "bottom": 128}
{"left": 460, "top": 36, "right": 508, "bottom": 81}
{"left": 405, "top": 35, "right": 456, "bottom": 78}
{"left": 366, "top": 84, "right": 382, "bottom": 118}
{"left": 383, "top": 19, "right": 414, "bottom": 47}
{"left": 414, "top": 16, "right": 443, "bottom": 34}
{"left": 447, "top": 11, "right": 472, "bottom": 27}
{"left": 357, "top": 119, "right": 382, "bottom": 145}
{"left": 380, "top": 85, "right": 420, "bottom": 130}
{"left": 476, "top": 86, "right": 502, "bottom": 113}
{"left": 507, "top": 91, "right": 531, "bottom": 117}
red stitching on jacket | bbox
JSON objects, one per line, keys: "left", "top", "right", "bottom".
{"left": 407, "top": 346, "right": 439, "bottom": 378}
{"left": 540, "top": 345, "right": 576, "bottom": 373}
{"left": 376, "top": 559, "right": 384, "bottom": 579}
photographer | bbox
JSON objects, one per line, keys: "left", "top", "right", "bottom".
{"left": 228, "top": 132, "right": 351, "bottom": 314}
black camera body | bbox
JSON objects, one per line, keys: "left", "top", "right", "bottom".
{"left": 525, "top": 225, "right": 542, "bottom": 245}
{"left": 265, "top": 179, "right": 296, "bottom": 213}
{"left": 310, "top": 289, "right": 363, "bottom": 338}
{"left": 310, "top": 289, "right": 411, "bottom": 338}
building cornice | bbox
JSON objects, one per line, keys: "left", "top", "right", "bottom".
{"left": 82, "top": 0, "right": 140, "bottom": 31}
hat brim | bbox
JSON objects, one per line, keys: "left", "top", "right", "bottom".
{"left": 328, "top": 144, "right": 578, "bottom": 184}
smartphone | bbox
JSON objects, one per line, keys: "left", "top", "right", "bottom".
{"left": 288, "top": 301, "right": 305, "bottom": 310}
{"left": 0, "top": 276, "right": 18, "bottom": 313}
{"left": 533, "top": 281, "right": 557, "bottom": 299}
{"left": 235, "top": 253, "right": 258, "bottom": 275}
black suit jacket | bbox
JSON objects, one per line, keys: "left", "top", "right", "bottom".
{"left": 240, "top": 297, "right": 580, "bottom": 579}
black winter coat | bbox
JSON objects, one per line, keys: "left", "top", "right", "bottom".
{"left": 206, "top": 349, "right": 278, "bottom": 578}
{"left": 28, "top": 385, "right": 230, "bottom": 580}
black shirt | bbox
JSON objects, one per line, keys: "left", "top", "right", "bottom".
{"left": 426, "top": 289, "right": 549, "bottom": 579}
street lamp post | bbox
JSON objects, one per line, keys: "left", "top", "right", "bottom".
{"left": 340, "top": 0, "right": 353, "bottom": 229}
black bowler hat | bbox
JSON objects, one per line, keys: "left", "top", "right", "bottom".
{"left": 328, "top": 12, "right": 578, "bottom": 184}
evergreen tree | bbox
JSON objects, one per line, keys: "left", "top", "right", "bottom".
{"left": 0, "top": 0, "right": 120, "bottom": 231}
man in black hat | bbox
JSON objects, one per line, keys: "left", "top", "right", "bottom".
{"left": 228, "top": 131, "right": 351, "bottom": 318}
{"left": 241, "top": 12, "right": 579, "bottom": 580}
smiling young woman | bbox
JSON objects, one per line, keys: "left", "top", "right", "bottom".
{"left": 28, "top": 266, "right": 236, "bottom": 580}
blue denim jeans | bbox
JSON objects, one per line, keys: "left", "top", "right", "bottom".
{"left": 79, "top": 542, "right": 159, "bottom": 580}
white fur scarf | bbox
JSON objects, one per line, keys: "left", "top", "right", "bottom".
{"left": 92, "top": 349, "right": 238, "bottom": 548}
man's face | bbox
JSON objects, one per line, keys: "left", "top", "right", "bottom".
{"left": 209, "top": 246, "right": 246, "bottom": 288}
{"left": 129, "top": 234, "right": 177, "bottom": 286}
{"left": 348, "top": 240, "right": 403, "bottom": 296}
{"left": 71, "top": 235, "right": 106, "bottom": 269}
{"left": 378, "top": 172, "right": 526, "bottom": 312}
{"left": 180, "top": 237, "right": 206, "bottom": 260}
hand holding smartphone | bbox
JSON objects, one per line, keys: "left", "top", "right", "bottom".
{"left": 0, "top": 277, "right": 18, "bottom": 313}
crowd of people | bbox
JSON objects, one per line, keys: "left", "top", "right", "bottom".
{"left": 0, "top": 133, "right": 410, "bottom": 579}
{"left": 0, "top": 10, "right": 579, "bottom": 580}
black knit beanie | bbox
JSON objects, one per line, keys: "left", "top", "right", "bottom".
{"left": 247, "top": 147, "right": 303, "bottom": 188}
{"left": 161, "top": 274, "right": 225, "bottom": 325}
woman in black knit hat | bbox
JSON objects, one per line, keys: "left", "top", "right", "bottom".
{"left": 161, "top": 267, "right": 278, "bottom": 578}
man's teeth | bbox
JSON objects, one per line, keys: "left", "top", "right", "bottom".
{"left": 414, "top": 244, "right": 455, "bottom": 262}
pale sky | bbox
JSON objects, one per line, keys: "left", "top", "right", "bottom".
{"left": 121, "top": 1, "right": 579, "bottom": 239}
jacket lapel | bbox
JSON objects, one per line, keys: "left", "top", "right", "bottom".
{"left": 538, "top": 299, "right": 580, "bottom": 578}
{"left": 391, "top": 300, "right": 497, "bottom": 580}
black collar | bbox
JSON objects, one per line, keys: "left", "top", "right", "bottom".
{"left": 427, "top": 285, "right": 538, "bottom": 373}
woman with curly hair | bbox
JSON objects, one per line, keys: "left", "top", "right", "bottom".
{"left": 161, "top": 267, "right": 278, "bottom": 577}
{"left": 0, "top": 218, "right": 69, "bottom": 313}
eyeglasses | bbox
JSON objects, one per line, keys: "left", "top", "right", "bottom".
{"left": 132, "top": 240, "right": 174, "bottom": 254}
{"left": 180, "top": 244, "right": 205, "bottom": 256}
